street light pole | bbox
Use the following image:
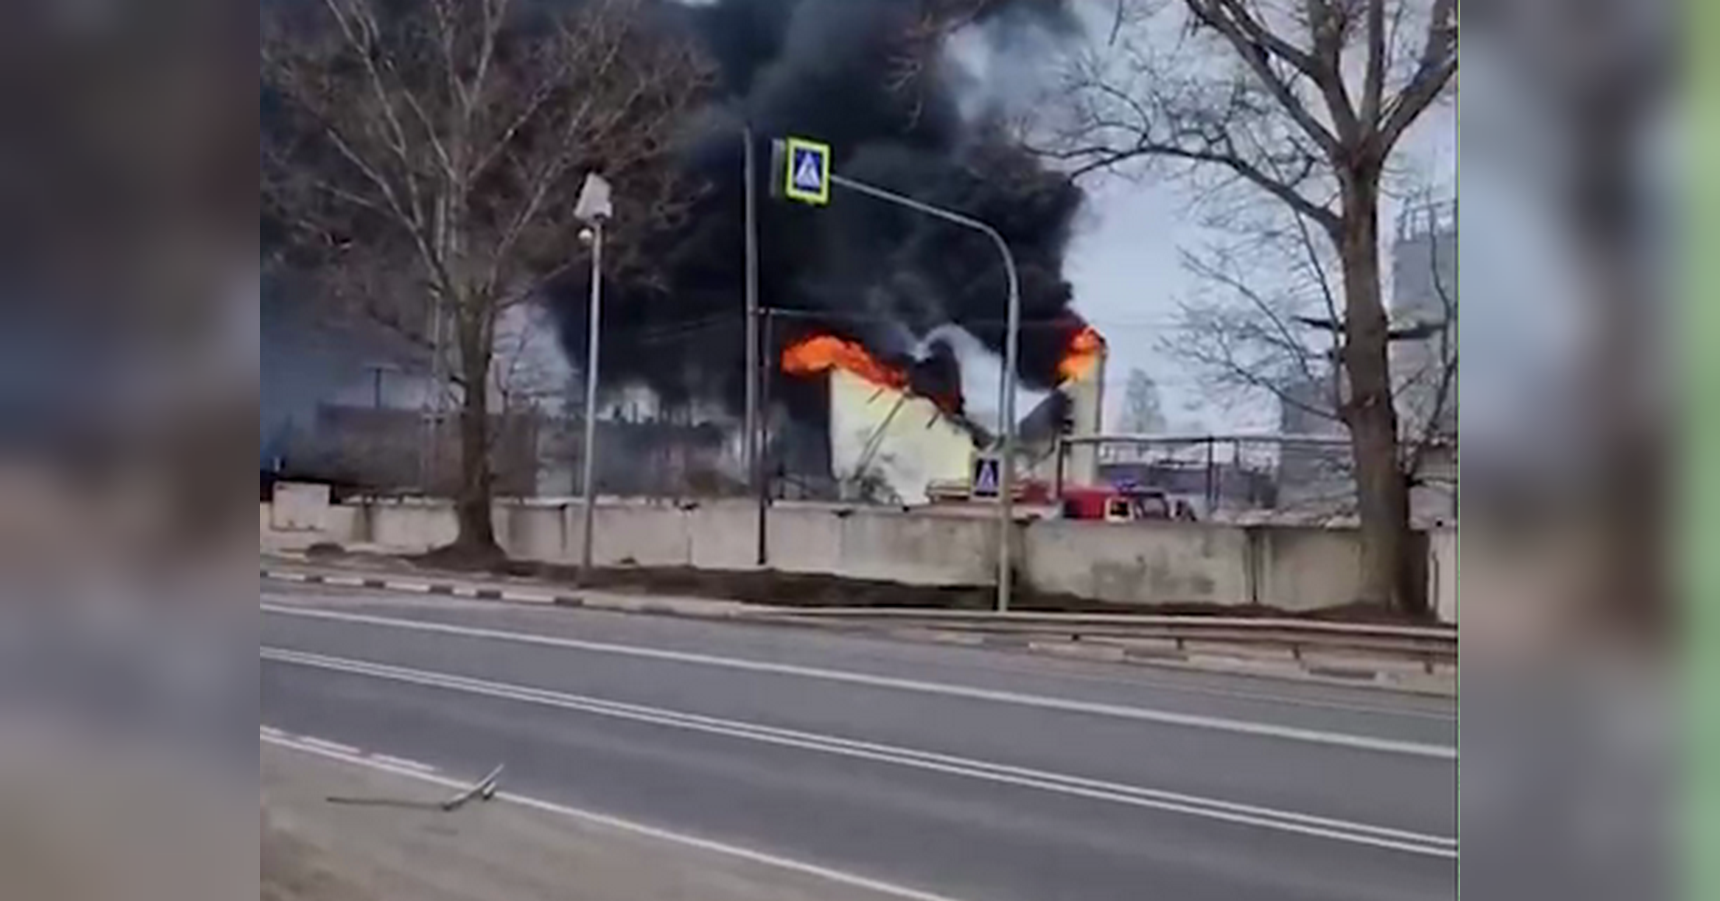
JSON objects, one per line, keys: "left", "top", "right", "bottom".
{"left": 578, "top": 219, "right": 604, "bottom": 576}
{"left": 574, "top": 172, "right": 614, "bottom": 580}
{"left": 826, "top": 172, "right": 1022, "bottom": 612}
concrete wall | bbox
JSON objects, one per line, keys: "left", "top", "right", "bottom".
{"left": 261, "top": 491, "right": 1455, "bottom": 617}
{"left": 369, "top": 502, "right": 458, "bottom": 552}
{"left": 1429, "top": 527, "right": 1457, "bottom": 624}
{"left": 500, "top": 504, "right": 569, "bottom": 564}
{"left": 687, "top": 503, "right": 760, "bottom": 570}
{"left": 756, "top": 506, "right": 995, "bottom": 585}
{"left": 830, "top": 509, "right": 995, "bottom": 585}
{"left": 593, "top": 504, "right": 694, "bottom": 567}
{"left": 1023, "top": 519, "right": 1248, "bottom": 605}
{"left": 270, "top": 482, "right": 330, "bottom": 532}
{"left": 1252, "top": 526, "right": 1365, "bottom": 613}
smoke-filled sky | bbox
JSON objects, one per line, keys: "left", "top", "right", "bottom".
{"left": 548, "top": 0, "right": 1092, "bottom": 432}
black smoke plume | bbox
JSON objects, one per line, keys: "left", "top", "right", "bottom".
{"left": 551, "top": 0, "right": 1089, "bottom": 434}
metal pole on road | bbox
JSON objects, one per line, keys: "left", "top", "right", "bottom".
{"left": 743, "top": 124, "right": 764, "bottom": 566}
{"left": 755, "top": 309, "right": 774, "bottom": 566}
{"left": 575, "top": 173, "right": 614, "bottom": 579}
{"left": 578, "top": 219, "right": 604, "bottom": 576}
{"left": 826, "top": 173, "right": 1021, "bottom": 612}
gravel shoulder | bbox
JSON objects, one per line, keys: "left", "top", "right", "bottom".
{"left": 262, "top": 741, "right": 937, "bottom": 901}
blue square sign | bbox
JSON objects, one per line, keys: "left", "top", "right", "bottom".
{"left": 783, "top": 137, "right": 830, "bottom": 206}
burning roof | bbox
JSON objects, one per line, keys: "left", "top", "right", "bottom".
{"left": 1058, "top": 324, "right": 1105, "bottom": 382}
{"left": 782, "top": 317, "right": 1104, "bottom": 445}
{"left": 782, "top": 334, "right": 908, "bottom": 393}
{"left": 781, "top": 332, "right": 968, "bottom": 412}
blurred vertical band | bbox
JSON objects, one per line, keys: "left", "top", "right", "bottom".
{"left": 1691, "top": 0, "right": 1720, "bottom": 895}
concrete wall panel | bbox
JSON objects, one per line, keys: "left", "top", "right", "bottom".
{"left": 268, "top": 497, "right": 1455, "bottom": 619}
{"left": 1023, "top": 520, "right": 1248, "bottom": 605}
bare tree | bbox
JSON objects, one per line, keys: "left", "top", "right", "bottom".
{"left": 262, "top": 0, "right": 710, "bottom": 561}
{"left": 1029, "top": 0, "right": 1456, "bottom": 612}
{"left": 1118, "top": 368, "right": 1170, "bottom": 433}
{"left": 1169, "top": 202, "right": 1456, "bottom": 522}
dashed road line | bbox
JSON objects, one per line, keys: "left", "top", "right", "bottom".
{"left": 261, "top": 727, "right": 440, "bottom": 775}
{"left": 370, "top": 753, "right": 439, "bottom": 774}
{"left": 297, "top": 736, "right": 363, "bottom": 757}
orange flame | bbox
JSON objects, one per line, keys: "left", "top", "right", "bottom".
{"left": 782, "top": 334, "right": 910, "bottom": 392}
{"left": 1057, "top": 324, "right": 1106, "bottom": 383}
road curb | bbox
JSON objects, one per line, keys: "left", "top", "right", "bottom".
{"left": 261, "top": 567, "right": 588, "bottom": 608}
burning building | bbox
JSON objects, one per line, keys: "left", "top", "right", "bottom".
{"left": 780, "top": 320, "right": 1106, "bottom": 503}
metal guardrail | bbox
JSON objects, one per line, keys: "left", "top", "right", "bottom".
{"left": 751, "top": 609, "right": 1457, "bottom": 670}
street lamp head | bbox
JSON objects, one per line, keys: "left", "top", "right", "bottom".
{"left": 575, "top": 172, "right": 614, "bottom": 225}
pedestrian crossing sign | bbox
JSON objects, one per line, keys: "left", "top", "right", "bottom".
{"left": 783, "top": 137, "right": 831, "bottom": 206}
{"left": 971, "top": 455, "right": 1001, "bottom": 498}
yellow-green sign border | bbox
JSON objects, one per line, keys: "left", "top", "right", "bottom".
{"left": 783, "top": 137, "right": 831, "bottom": 206}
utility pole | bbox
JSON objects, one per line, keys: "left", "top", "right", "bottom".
{"left": 743, "top": 124, "right": 764, "bottom": 566}
{"left": 754, "top": 308, "right": 773, "bottom": 567}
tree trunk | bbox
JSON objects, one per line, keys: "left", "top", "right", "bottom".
{"left": 1337, "top": 174, "right": 1423, "bottom": 614}
{"left": 452, "top": 311, "right": 501, "bottom": 559}
{"left": 1571, "top": 110, "right": 1666, "bottom": 640}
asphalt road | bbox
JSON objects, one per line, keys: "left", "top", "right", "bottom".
{"left": 261, "top": 585, "right": 1458, "bottom": 901}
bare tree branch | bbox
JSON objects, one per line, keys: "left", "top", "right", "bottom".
{"left": 1377, "top": 0, "right": 1457, "bottom": 151}
{"left": 1359, "top": 0, "right": 1388, "bottom": 126}
{"left": 1182, "top": 0, "right": 1342, "bottom": 155}
{"left": 262, "top": 0, "right": 711, "bottom": 553}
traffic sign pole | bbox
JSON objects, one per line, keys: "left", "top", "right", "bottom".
{"left": 769, "top": 136, "right": 1022, "bottom": 612}
{"left": 821, "top": 170, "right": 1021, "bottom": 614}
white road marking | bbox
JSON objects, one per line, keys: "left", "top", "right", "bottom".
{"left": 260, "top": 726, "right": 287, "bottom": 740}
{"left": 297, "top": 735, "right": 363, "bottom": 756}
{"left": 262, "top": 646, "right": 1458, "bottom": 858}
{"left": 872, "top": 645, "right": 1457, "bottom": 721}
{"left": 261, "top": 602, "right": 1457, "bottom": 760}
{"left": 370, "top": 753, "right": 438, "bottom": 774}
{"left": 261, "top": 731, "right": 971, "bottom": 901}
{"left": 259, "top": 581, "right": 1453, "bottom": 723}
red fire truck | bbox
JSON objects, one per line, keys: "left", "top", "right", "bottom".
{"left": 1058, "top": 485, "right": 1173, "bottom": 521}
